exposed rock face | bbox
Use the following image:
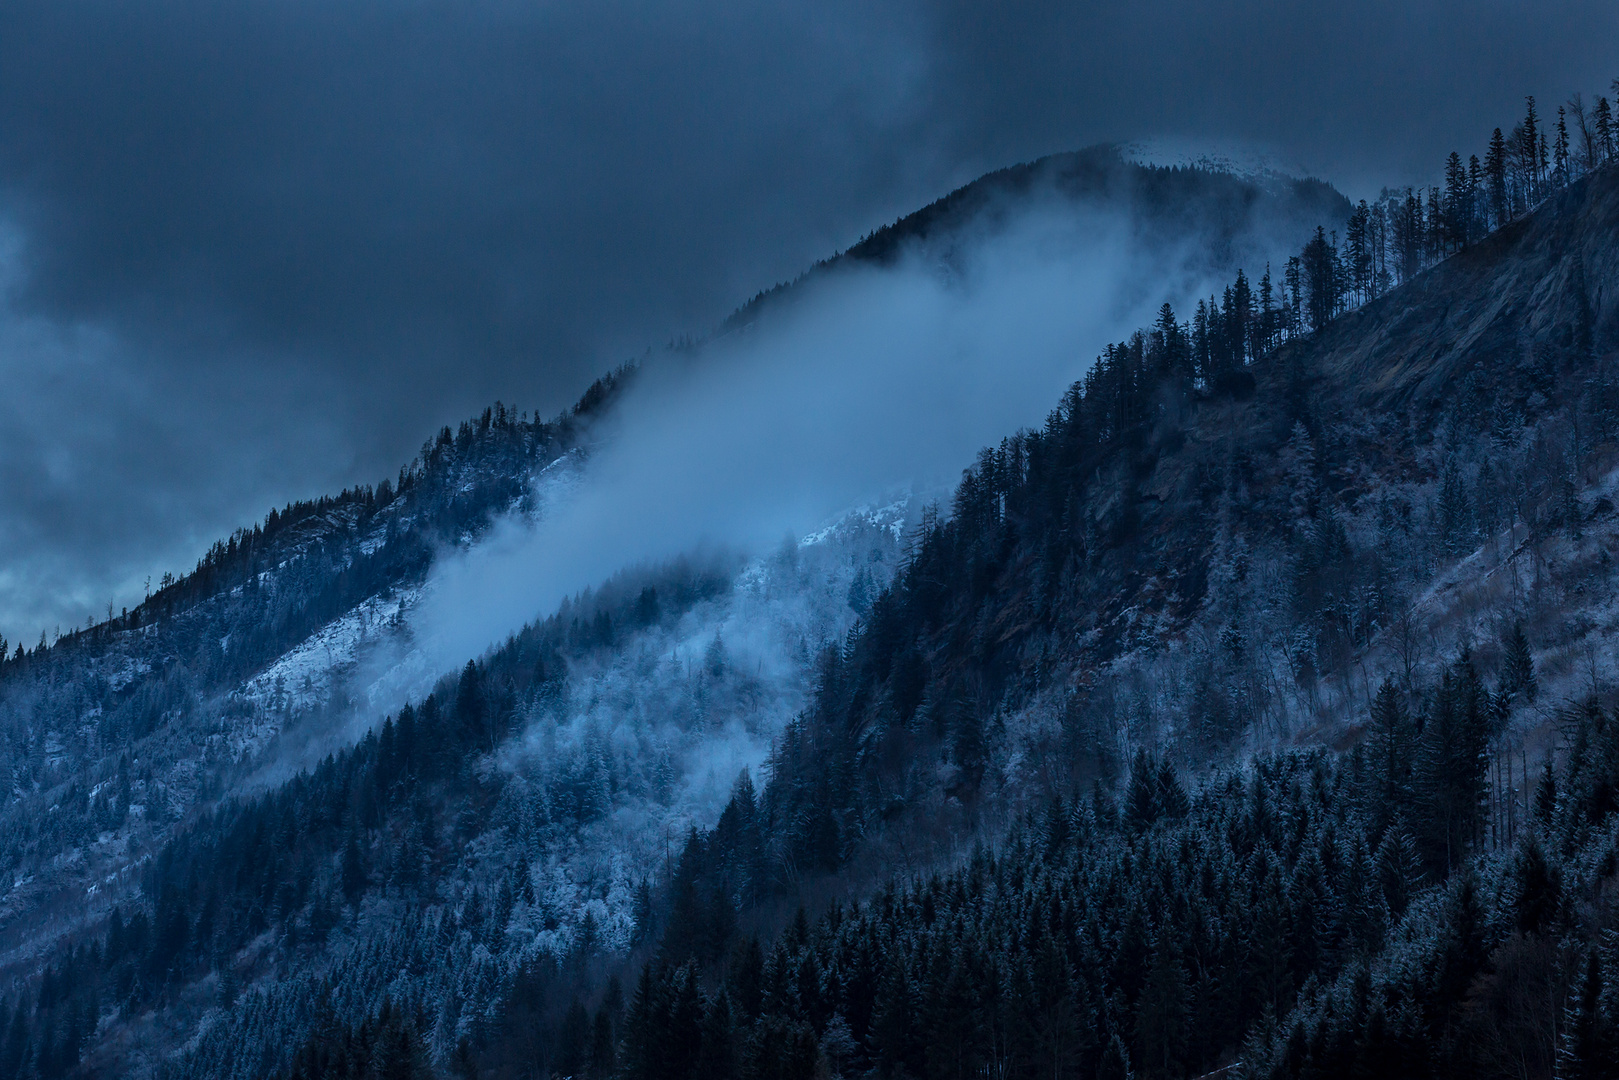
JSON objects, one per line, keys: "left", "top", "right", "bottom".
{"left": 1307, "top": 170, "right": 1619, "bottom": 411}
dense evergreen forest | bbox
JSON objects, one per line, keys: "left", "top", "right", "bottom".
{"left": 612, "top": 697, "right": 1619, "bottom": 1080}
{"left": 6, "top": 85, "right": 1619, "bottom": 1080}
{"left": 576, "top": 91, "right": 1619, "bottom": 1080}
{"left": 0, "top": 370, "right": 634, "bottom": 928}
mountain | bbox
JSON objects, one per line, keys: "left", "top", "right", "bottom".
{"left": 722, "top": 144, "right": 1347, "bottom": 331}
{"left": 6, "top": 136, "right": 1619, "bottom": 1080}
{"left": 0, "top": 145, "right": 1339, "bottom": 998}
{"left": 646, "top": 159, "right": 1619, "bottom": 1080}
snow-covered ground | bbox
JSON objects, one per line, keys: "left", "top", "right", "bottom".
{"left": 228, "top": 591, "right": 414, "bottom": 757}
{"left": 1119, "top": 136, "right": 1317, "bottom": 188}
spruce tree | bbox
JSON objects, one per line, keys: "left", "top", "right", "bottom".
{"left": 1124, "top": 749, "right": 1160, "bottom": 832}
{"left": 1558, "top": 949, "right": 1610, "bottom": 1080}
{"left": 1519, "top": 97, "right": 1542, "bottom": 200}
{"left": 1098, "top": 1033, "right": 1134, "bottom": 1080}
{"left": 1556, "top": 107, "right": 1571, "bottom": 184}
{"left": 1499, "top": 620, "right": 1537, "bottom": 703}
{"left": 1301, "top": 227, "right": 1341, "bottom": 331}
{"left": 1507, "top": 836, "right": 1561, "bottom": 936}
{"left": 1444, "top": 152, "right": 1469, "bottom": 249}
{"left": 1486, "top": 127, "right": 1510, "bottom": 227}
{"left": 1370, "top": 680, "right": 1413, "bottom": 828}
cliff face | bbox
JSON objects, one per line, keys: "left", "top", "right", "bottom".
{"left": 1307, "top": 169, "right": 1619, "bottom": 412}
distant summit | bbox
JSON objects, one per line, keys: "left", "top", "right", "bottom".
{"left": 1118, "top": 134, "right": 1319, "bottom": 189}
{"left": 723, "top": 142, "right": 1349, "bottom": 331}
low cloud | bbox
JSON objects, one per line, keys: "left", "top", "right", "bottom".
{"left": 409, "top": 191, "right": 1299, "bottom": 671}
{"left": 1, "top": 0, "right": 1611, "bottom": 639}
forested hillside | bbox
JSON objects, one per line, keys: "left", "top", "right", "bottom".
{"left": 6, "top": 89, "right": 1619, "bottom": 1080}
{"left": 0, "top": 377, "right": 630, "bottom": 978}
{"left": 723, "top": 145, "right": 1348, "bottom": 334}
{"left": 621, "top": 101, "right": 1619, "bottom": 1080}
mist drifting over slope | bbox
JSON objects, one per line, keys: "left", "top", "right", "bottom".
{"left": 410, "top": 179, "right": 1328, "bottom": 673}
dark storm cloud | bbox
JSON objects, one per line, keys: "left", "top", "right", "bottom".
{"left": 0, "top": 0, "right": 931, "bottom": 372}
{"left": 0, "top": 0, "right": 938, "bottom": 638}
{"left": 0, "top": 0, "right": 1613, "bottom": 639}
{"left": 917, "top": 0, "right": 1619, "bottom": 196}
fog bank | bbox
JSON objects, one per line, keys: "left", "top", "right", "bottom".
{"left": 409, "top": 195, "right": 1295, "bottom": 672}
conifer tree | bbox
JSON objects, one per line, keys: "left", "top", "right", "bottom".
{"left": 1098, "top": 1033, "right": 1134, "bottom": 1080}
{"left": 1345, "top": 202, "right": 1372, "bottom": 301}
{"left": 1556, "top": 107, "right": 1572, "bottom": 185}
{"left": 1124, "top": 748, "right": 1161, "bottom": 832}
{"left": 1499, "top": 620, "right": 1537, "bottom": 703}
{"left": 1301, "top": 227, "right": 1340, "bottom": 331}
{"left": 1486, "top": 127, "right": 1510, "bottom": 226}
{"left": 1415, "top": 657, "right": 1492, "bottom": 875}
{"left": 1369, "top": 680, "right": 1414, "bottom": 827}
{"left": 1444, "top": 152, "right": 1470, "bottom": 249}
{"left": 1557, "top": 949, "right": 1610, "bottom": 1080}
{"left": 1506, "top": 836, "right": 1561, "bottom": 936}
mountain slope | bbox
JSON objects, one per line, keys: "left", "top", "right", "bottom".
{"left": 0, "top": 150, "right": 1408, "bottom": 1079}
{"left": 0, "top": 147, "right": 1343, "bottom": 983}
{"left": 724, "top": 144, "right": 1348, "bottom": 331}
{"left": 590, "top": 162, "right": 1619, "bottom": 1080}
{"left": 0, "top": 392, "right": 619, "bottom": 964}
{"left": 175, "top": 162, "right": 1619, "bottom": 1080}
{"left": 756, "top": 162, "right": 1619, "bottom": 879}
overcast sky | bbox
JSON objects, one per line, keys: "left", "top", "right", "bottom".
{"left": 0, "top": 0, "right": 1614, "bottom": 641}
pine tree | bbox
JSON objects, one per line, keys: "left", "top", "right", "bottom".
{"left": 1469, "top": 153, "right": 1482, "bottom": 220}
{"left": 1533, "top": 760, "right": 1558, "bottom": 826}
{"left": 1285, "top": 256, "right": 1302, "bottom": 335}
{"left": 342, "top": 832, "right": 365, "bottom": 907}
{"left": 555, "top": 999, "right": 590, "bottom": 1078}
{"left": 1486, "top": 127, "right": 1509, "bottom": 227}
{"left": 1519, "top": 97, "right": 1542, "bottom": 202}
{"left": 1499, "top": 621, "right": 1537, "bottom": 703}
{"left": 1557, "top": 949, "right": 1610, "bottom": 1080}
{"left": 1556, "top": 107, "right": 1572, "bottom": 185}
{"left": 1258, "top": 265, "right": 1276, "bottom": 350}
{"left": 1413, "top": 657, "right": 1492, "bottom": 875}
{"left": 1394, "top": 189, "right": 1424, "bottom": 282}
{"left": 1231, "top": 269, "right": 1254, "bottom": 365}
{"left": 591, "top": 977, "right": 623, "bottom": 1079}
{"left": 1135, "top": 937, "right": 1189, "bottom": 1076}
{"left": 1438, "top": 458, "right": 1473, "bottom": 556}
{"left": 1124, "top": 748, "right": 1161, "bottom": 832}
{"left": 696, "top": 992, "right": 736, "bottom": 1080}
{"left": 622, "top": 963, "right": 666, "bottom": 1080}
{"left": 1369, "top": 681, "right": 1414, "bottom": 828}
{"left": 1301, "top": 227, "right": 1341, "bottom": 331}
{"left": 1346, "top": 202, "right": 1372, "bottom": 301}
{"left": 1506, "top": 836, "right": 1561, "bottom": 936}
{"left": 1444, "top": 152, "right": 1470, "bottom": 249}
{"left": 1098, "top": 1033, "right": 1134, "bottom": 1080}
{"left": 1155, "top": 757, "right": 1190, "bottom": 821}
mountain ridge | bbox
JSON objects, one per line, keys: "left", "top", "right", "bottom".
{"left": 721, "top": 143, "right": 1348, "bottom": 333}
{"left": 6, "top": 141, "right": 1614, "bottom": 1080}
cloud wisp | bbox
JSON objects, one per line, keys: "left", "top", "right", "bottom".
{"left": 408, "top": 192, "right": 1291, "bottom": 673}
{"left": 1, "top": 0, "right": 1613, "bottom": 639}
